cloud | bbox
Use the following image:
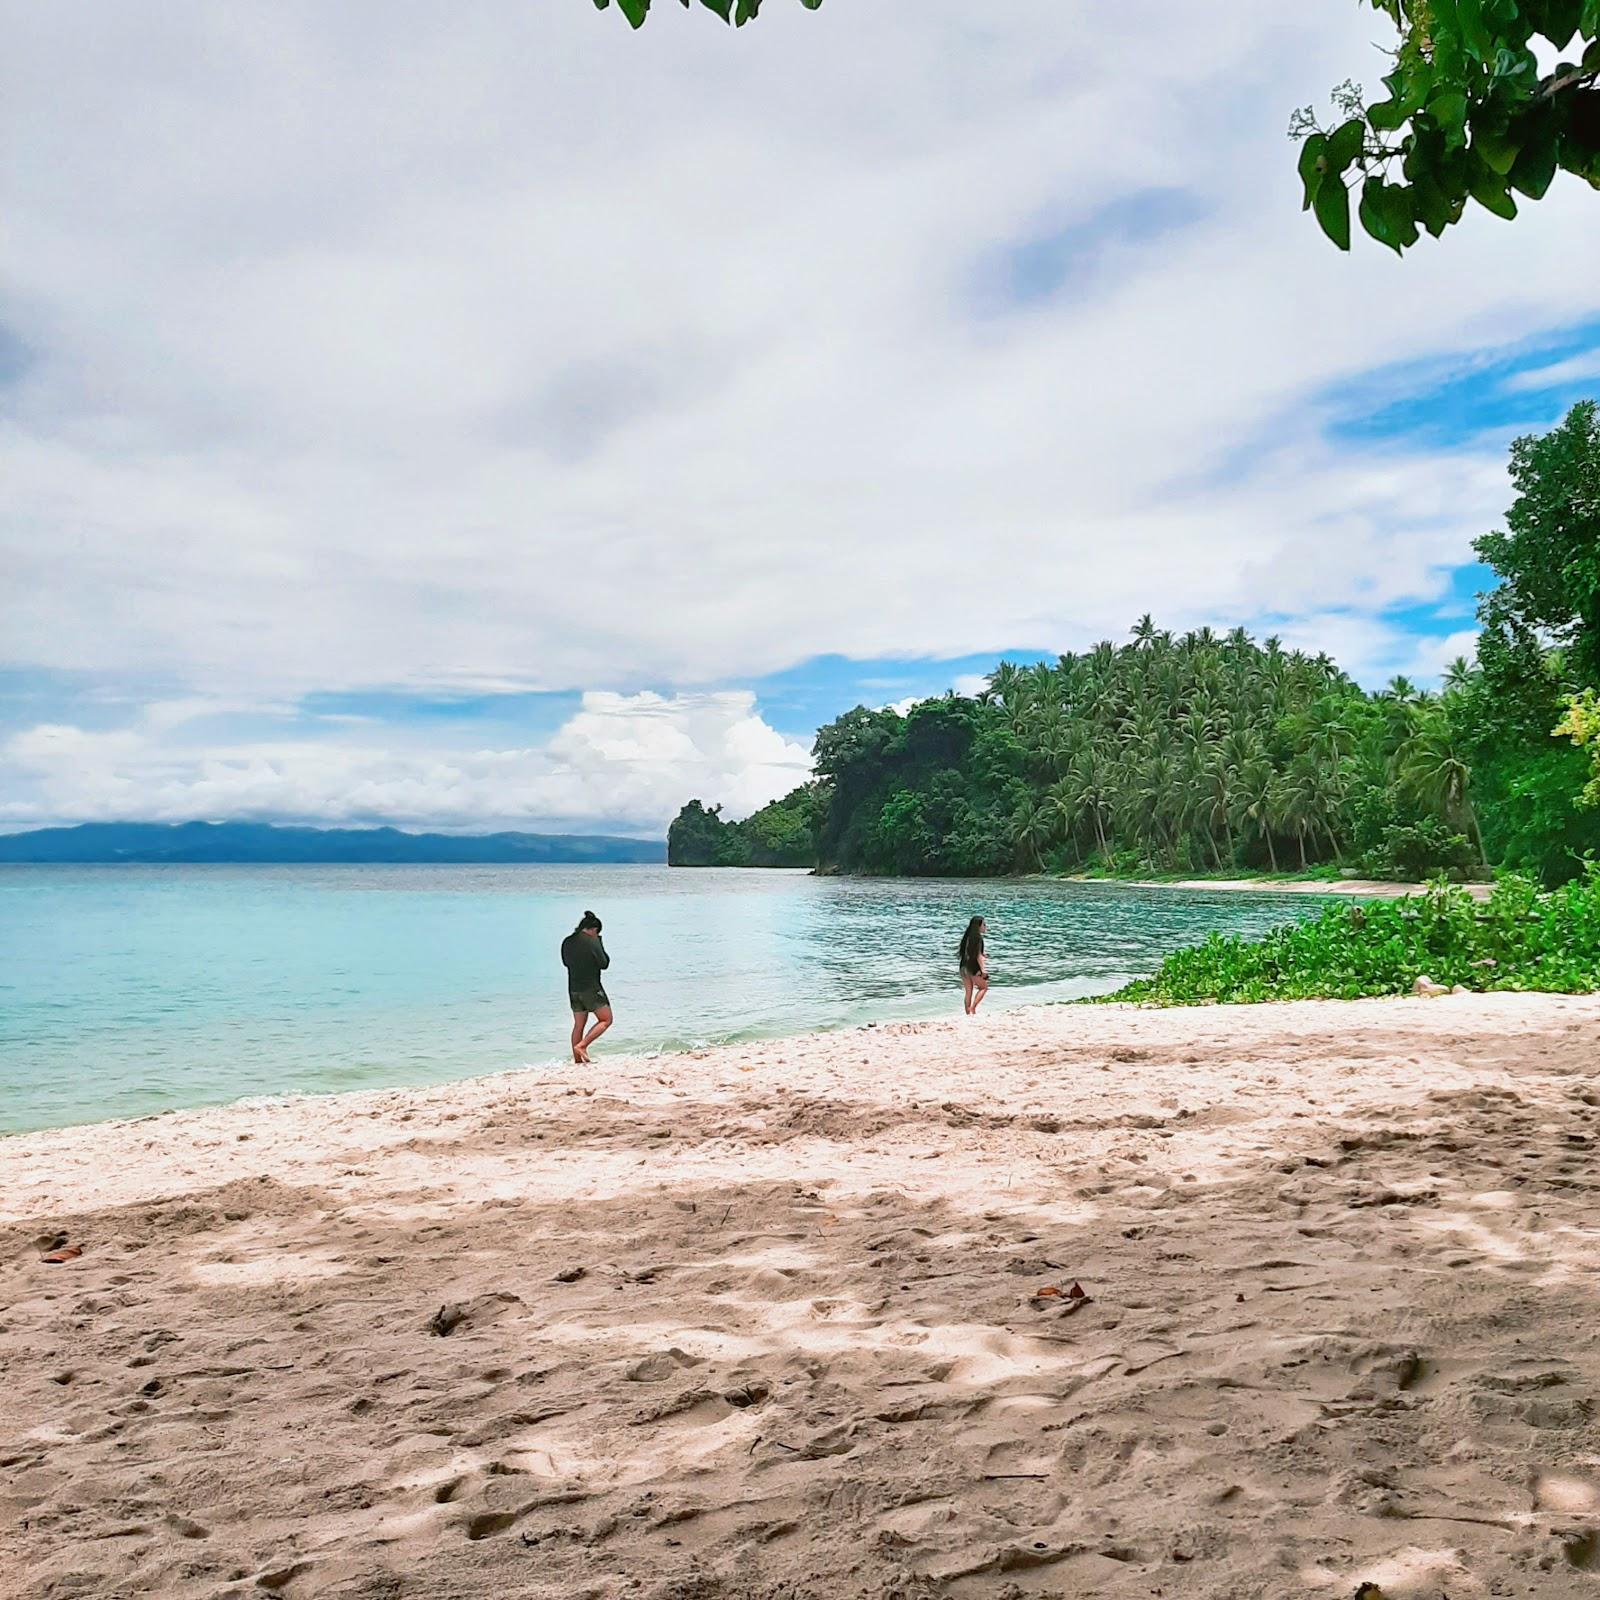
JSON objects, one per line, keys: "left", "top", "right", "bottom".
{"left": 1502, "top": 348, "right": 1600, "bottom": 394}
{"left": 0, "top": 691, "right": 812, "bottom": 833}
{"left": 3, "top": 1, "right": 1599, "bottom": 824}
{"left": 1403, "top": 629, "right": 1479, "bottom": 682}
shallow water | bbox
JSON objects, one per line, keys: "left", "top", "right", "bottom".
{"left": 0, "top": 864, "right": 1329, "bottom": 1132}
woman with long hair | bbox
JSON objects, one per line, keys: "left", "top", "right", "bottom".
{"left": 560, "top": 910, "right": 612, "bottom": 1063}
{"left": 958, "top": 915, "right": 989, "bottom": 1015}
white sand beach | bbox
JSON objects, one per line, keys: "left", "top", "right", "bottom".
{"left": 1072, "top": 876, "right": 1496, "bottom": 899}
{"left": 4, "top": 993, "right": 1600, "bottom": 1599}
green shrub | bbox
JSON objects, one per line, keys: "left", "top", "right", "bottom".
{"left": 1358, "top": 818, "right": 1477, "bottom": 881}
{"left": 1103, "top": 862, "right": 1600, "bottom": 1006}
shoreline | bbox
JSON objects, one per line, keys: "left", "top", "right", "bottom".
{"left": 5, "top": 992, "right": 1599, "bottom": 1597}
{"left": 1064, "top": 872, "right": 1495, "bottom": 898}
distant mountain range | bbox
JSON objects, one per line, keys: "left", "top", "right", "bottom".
{"left": 0, "top": 821, "right": 666, "bottom": 865}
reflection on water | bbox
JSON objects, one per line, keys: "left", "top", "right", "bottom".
{"left": 0, "top": 865, "right": 1327, "bottom": 1132}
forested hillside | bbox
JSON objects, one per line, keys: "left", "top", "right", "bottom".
{"left": 671, "top": 402, "right": 1600, "bottom": 886}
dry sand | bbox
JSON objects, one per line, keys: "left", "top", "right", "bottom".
{"left": 1073, "top": 877, "right": 1495, "bottom": 899}
{"left": 3, "top": 993, "right": 1599, "bottom": 1600}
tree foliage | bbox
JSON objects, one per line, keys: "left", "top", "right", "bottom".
{"left": 593, "top": 0, "right": 819, "bottom": 27}
{"left": 798, "top": 626, "right": 1494, "bottom": 880}
{"left": 667, "top": 787, "right": 822, "bottom": 866}
{"left": 1452, "top": 400, "right": 1600, "bottom": 879}
{"left": 1292, "top": 3, "right": 1600, "bottom": 251}
{"left": 1477, "top": 399, "right": 1600, "bottom": 683}
{"left": 1556, "top": 688, "right": 1600, "bottom": 804}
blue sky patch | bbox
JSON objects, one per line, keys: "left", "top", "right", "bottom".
{"left": 1321, "top": 315, "right": 1600, "bottom": 451}
{"left": 973, "top": 186, "right": 1207, "bottom": 314}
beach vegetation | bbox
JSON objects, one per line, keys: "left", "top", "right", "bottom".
{"left": 1101, "top": 865, "right": 1600, "bottom": 1004}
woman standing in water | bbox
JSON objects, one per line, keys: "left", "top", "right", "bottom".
{"left": 958, "top": 915, "right": 989, "bottom": 1014}
{"left": 561, "top": 910, "right": 612, "bottom": 1063}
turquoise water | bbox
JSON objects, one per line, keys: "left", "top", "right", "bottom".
{"left": 0, "top": 866, "right": 1328, "bottom": 1134}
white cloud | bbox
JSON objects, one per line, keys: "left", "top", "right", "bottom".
{"left": 950, "top": 674, "right": 990, "bottom": 699}
{"left": 2, "top": 0, "right": 1598, "bottom": 816}
{"left": 0, "top": 691, "right": 812, "bottom": 833}
{"left": 1404, "top": 629, "right": 1479, "bottom": 683}
{"left": 1502, "top": 349, "right": 1600, "bottom": 393}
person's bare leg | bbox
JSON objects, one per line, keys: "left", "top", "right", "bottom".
{"left": 971, "top": 976, "right": 990, "bottom": 1013}
{"left": 961, "top": 973, "right": 975, "bottom": 1015}
{"left": 571, "top": 1011, "right": 590, "bottom": 1064}
{"left": 580, "top": 1006, "right": 613, "bottom": 1055}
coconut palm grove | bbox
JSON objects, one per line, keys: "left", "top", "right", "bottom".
{"left": 671, "top": 402, "right": 1600, "bottom": 887}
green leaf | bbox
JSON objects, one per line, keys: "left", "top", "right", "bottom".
{"left": 1426, "top": 90, "right": 1472, "bottom": 155}
{"left": 1469, "top": 162, "right": 1520, "bottom": 219}
{"left": 1474, "top": 122, "right": 1521, "bottom": 175}
{"left": 1543, "top": 0, "right": 1583, "bottom": 48}
{"left": 1408, "top": 168, "right": 1466, "bottom": 237}
{"left": 699, "top": 0, "right": 734, "bottom": 18}
{"left": 617, "top": 0, "right": 649, "bottom": 23}
{"left": 1298, "top": 132, "right": 1329, "bottom": 210}
{"left": 1326, "top": 117, "right": 1367, "bottom": 172}
{"left": 1314, "top": 173, "right": 1353, "bottom": 249}
{"left": 1360, "top": 177, "right": 1420, "bottom": 253}
{"left": 1367, "top": 97, "right": 1408, "bottom": 133}
{"left": 1509, "top": 121, "right": 1559, "bottom": 199}
{"left": 1490, "top": 46, "right": 1536, "bottom": 86}
{"left": 1456, "top": 0, "right": 1494, "bottom": 61}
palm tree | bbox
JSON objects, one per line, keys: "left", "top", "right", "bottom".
{"left": 1442, "top": 655, "right": 1476, "bottom": 694}
{"left": 1065, "top": 751, "right": 1114, "bottom": 859}
{"left": 1400, "top": 717, "right": 1485, "bottom": 863}
{"left": 1130, "top": 614, "right": 1159, "bottom": 650}
{"left": 1235, "top": 758, "right": 1281, "bottom": 872}
{"left": 986, "top": 661, "right": 1023, "bottom": 712}
{"left": 1276, "top": 755, "right": 1333, "bottom": 869}
{"left": 1009, "top": 798, "right": 1056, "bottom": 872}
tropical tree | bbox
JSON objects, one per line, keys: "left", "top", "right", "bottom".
{"left": 1400, "top": 715, "right": 1486, "bottom": 863}
{"left": 1556, "top": 690, "right": 1600, "bottom": 807}
{"left": 1477, "top": 401, "right": 1600, "bottom": 686}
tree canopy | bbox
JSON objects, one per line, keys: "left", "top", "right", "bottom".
{"left": 1294, "top": 2, "right": 1600, "bottom": 252}
{"left": 593, "top": 0, "right": 817, "bottom": 26}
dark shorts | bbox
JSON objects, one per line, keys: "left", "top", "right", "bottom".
{"left": 569, "top": 986, "right": 610, "bottom": 1014}
{"left": 960, "top": 963, "right": 986, "bottom": 981}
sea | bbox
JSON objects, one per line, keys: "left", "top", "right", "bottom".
{"left": 0, "top": 865, "right": 1330, "bottom": 1134}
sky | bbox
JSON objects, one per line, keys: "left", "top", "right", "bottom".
{"left": 3, "top": 1, "right": 1600, "bottom": 837}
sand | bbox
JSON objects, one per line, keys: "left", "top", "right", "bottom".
{"left": 1071, "top": 876, "right": 1495, "bottom": 899}
{"left": 4, "top": 993, "right": 1599, "bottom": 1600}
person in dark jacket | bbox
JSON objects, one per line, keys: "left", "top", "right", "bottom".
{"left": 560, "top": 910, "right": 612, "bottom": 1062}
{"left": 958, "top": 915, "right": 989, "bottom": 1015}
